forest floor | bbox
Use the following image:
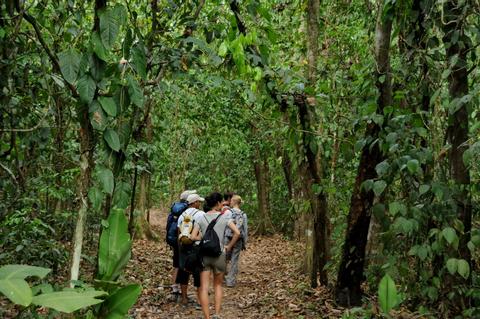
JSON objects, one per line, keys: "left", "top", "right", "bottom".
{"left": 125, "top": 209, "right": 347, "bottom": 319}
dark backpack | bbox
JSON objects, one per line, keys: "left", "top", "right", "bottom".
{"left": 166, "top": 201, "right": 188, "bottom": 247}
{"left": 199, "top": 214, "right": 222, "bottom": 257}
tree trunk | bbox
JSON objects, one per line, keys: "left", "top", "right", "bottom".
{"left": 303, "top": 0, "right": 329, "bottom": 287}
{"left": 335, "top": 0, "right": 393, "bottom": 306}
{"left": 442, "top": 0, "right": 472, "bottom": 272}
{"left": 253, "top": 144, "right": 272, "bottom": 235}
{"left": 69, "top": 0, "right": 104, "bottom": 284}
{"left": 132, "top": 113, "right": 155, "bottom": 240}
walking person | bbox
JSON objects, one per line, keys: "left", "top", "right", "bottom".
{"left": 165, "top": 189, "right": 196, "bottom": 301}
{"left": 190, "top": 192, "right": 241, "bottom": 319}
{"left": 225, "top": 195, "right": 248, "bottom": 287}
{"left": 176, "top": 193, "right": 205, "bottom": 307}
{"left": 221, "top": 192, "right": 234, "bottom": 215}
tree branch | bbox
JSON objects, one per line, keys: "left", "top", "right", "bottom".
{"left": 22, "top": 12, "right": 78, "bottom": 97}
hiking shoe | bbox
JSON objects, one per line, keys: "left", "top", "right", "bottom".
{"left": 211, "top": 315, "right": 221, "bottom": 319}
{"left": 168, "top": 292, "right": 181, "bottom": 302}
{"left": 194, "top": 303, "right": 202, "bottom": 310}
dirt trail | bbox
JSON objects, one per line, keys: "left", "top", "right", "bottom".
{"left": 126, "top": 209, "right": 343, "bottom": 319}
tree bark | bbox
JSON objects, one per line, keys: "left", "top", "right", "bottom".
{"left": 304, "top": 0, "right": 329, "bottom": 287}
{"left": 69, "top": 0, "right": 104, "bottom": 284}
{"left": 442, "top": 0, "right": 472, "bottom": 271}
{"left": 335, "top": 0, "right": 393, "bottom": 306}
{"left": 253, "top": 139, "right": 272, "bottom": 235}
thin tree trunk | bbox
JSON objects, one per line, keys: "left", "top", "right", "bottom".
{"left": 442, "top": 0, "right": 472, "bottom": 272}
{"left": 70, "top": 0, "right": 104, "bottom": 284}
{"left": 304, "top": 0, "right": 329, "bottom": 287}
{"left": 335, "top": 0, "right": 393, "bottom": 306}
{"left": 253, "top": 142, "right": 272, "bottom": 235}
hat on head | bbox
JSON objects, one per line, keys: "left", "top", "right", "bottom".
{"left": 187, "top": 194, "right": 205, "bottom": 204}
{"left": 180, "top": 190, "right": 197, "bottom": 201}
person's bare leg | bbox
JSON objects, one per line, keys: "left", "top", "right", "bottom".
{"left": 199, "top": 271, "right": 211, "bottom": 319}
{"left": 180, "top": 284, "right": 188, "bottom": 304}
{"left": 213, "top": 273, "right": 224, "bottom": 315}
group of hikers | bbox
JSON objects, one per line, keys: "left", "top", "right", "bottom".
{"left": 165, "top": 190, "right": 249, "bottom": 319}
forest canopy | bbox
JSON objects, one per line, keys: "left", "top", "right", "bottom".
{"left": 0, "top": 0, "right": 479, "bottom": 318}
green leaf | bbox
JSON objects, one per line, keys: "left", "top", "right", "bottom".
{"left": 101, "top": 284, "right": 142, "bottom": 319}
{"left": 419, "top": 184, "right": 430, "bottom": 195}
{"left": 104, "top": 129, "right": 121, "bottom": 152}
{"left": 92, "top": 32, "right": 109, "bottom": 61}
{"left": 0, "top": 279, "right": 32, "bottom": 306}
{"left": 442, "top": 227, "right": 457, "bottom": 245}
{"left": 88, "top": 187, "right": 104, "bottom": 211}
{"left": 89, "top": 101, "right": 107, "bottom": 131}
{"left": 375, "top": 161, "right": 390, "bottom": 176}
{"left": 407, "top": 159, "right": 420, "bottom": 174}
{"left": 77, "top": 75, "right": 96, "bottom": 104}
{"left": 131, "top": 44, "right": 147, "bottom": 80}
{"left": 457, "top": 259, "right": 470, "bottom": 279}
{"left": 218, "top": 41, "right": 228, "bottom": 57}
{"left": 389, "top": 201, "right": 406, "bottom": 216}
{"left": 378, "top": 274, "right": 398, "bottom": 314}
{"left": 99, "top": 8, "right": 120, "bottom": 49}
{"left": 99, "top": 97, "right": 117, "bottom": 117}
{"left": 127, "top": 75, "right": 144, "bottom": 107}
{"left": 98, "top": 209, "right": 132, "bottom": 281}
{"left": 0, "top": 265, "right": 51, "bottom": 280}
{"left": 32, "top": 290, "right": 106, "bottom": 313}
{"left": 373, "top": 180, "right": 387, "bottom": 197}
{"left": 58, "top": 49, "right": 81, "bottom": 84}
{"left": 447, "top": 258, "right": 458, "bottom": 275}
{"left": 112, "top": 182, "right": 131, "bottom": 209}
{"left": 98, "top": 168, "right": 114, "bottom": 195}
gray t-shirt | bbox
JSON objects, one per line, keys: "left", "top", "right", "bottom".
{"left": 195, "top": 212, "right": 232, "bottom": 250}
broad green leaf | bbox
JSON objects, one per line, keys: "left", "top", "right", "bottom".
{"left": 457, "top": 259, "right": 470, "bottom": 279}
{"left": 92, "top": 32, "right": 109, "bottom": 61}
{"left": 112, "top": 181, "right": 130, "bottom": 209}
{"left": 373, "top": 180, "right": 387, "bottom": 197}
{"left": 0, "top": 279, "right": 32, "bottom": 306}
{"left": 442, "top": 227, "right": 457, "bottom": 245}
{"left": 77, "top": 75, "right": 96, "bottom": 104}
{"left": 88, "top": 187, "right": 104, "bottom": 211}
{"left": 58, "top": 49, "right": 81, "bottom": 84}
{"left": 407, "top": 159, "right": 420, "bottom": 174}
{"left": 127, "top": 75, "right": 144, "bottom": 107}
{"left": 98, "top": 209, "right": 132, "bottom": 281}
{"left": 378, "top": 274, "right": 398, "bottom": 314}
{"left": 0, "top": 265, "right": 50, "bottom": 280}
{"left": 32, "top": 290, "right": 106, "bottom": 313}
{"left": 375, "top": 161, "right": 390, "bottom": 176}
{"left": 104, "top": 129, "right": 121, "bottom": 152}
{"left": 218, "top": 41, "right": 228, "bottom": 57}
{"left": 131, "top": 44, "right": 147, "bottom": 80}
{"left": 99, "top": 97, "right": 117, "bottom": 117}
{"left": 419, "top": 184, "right": 430, "bottom": 195}
{"left": 389, "top": 201, "right": 406, "bottom": 216}
{"left": 99, "top": 9, "right": 120, "bottom": 49}
{"left": 90, "top": 106, "right": 107, "bottom": 131}
{"left": 446, "top": 258, "right": 458, "bottom": 275}
{"left": 98, "top": 168, "right": 114, "bottom": 195}
{"left": 102, "top": 284, "right": 141, "bottom": 319}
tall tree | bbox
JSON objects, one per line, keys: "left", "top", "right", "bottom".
{"left": 442, "top": 0, "right": 472, "bottom": 269}
{"left": 335, "top": 0, "right": 394, "bottom": 306}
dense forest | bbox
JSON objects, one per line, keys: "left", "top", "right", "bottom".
{"left": 0, "top": 0, "right": 479, "bottom": 318}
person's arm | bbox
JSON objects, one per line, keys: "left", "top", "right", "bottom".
{"left": 225, "top": 221, "right": 240, "bottom": 252}
{"left": 190, "top": 224, "right": 201, "bottom": 241}
{"left": 243, "top": 213, "right": 248, "bottom": 247}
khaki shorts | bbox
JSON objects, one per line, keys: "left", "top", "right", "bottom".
{"left": 202, "top": 253, "right": 226, "bottom": 274}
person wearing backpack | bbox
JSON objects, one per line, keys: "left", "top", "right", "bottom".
{"left": 224, "top": 195, "right": 248, "bottom": 288}
{"left": 175, "top": 193, "right": 204, "bottom": 306}
{"left": 165, "top": 189, "right": 195, "bottom": 301}
{"left": 190, "top": 192, "right": 241, "bottom": 319}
